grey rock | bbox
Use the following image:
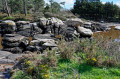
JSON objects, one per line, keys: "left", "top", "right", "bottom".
{"left": 43, "top": 42, "right": 57, "bottom": 47}
{"left": 2, "top": 34, "right": 25, "bottom": 42}
{"left": 65, "top": 18, "right": 83, "bottom": 27}
{"left": 33, "top": 34, "right": 54, "bottom": 40}
{"left": 3, "top": 47, "right": 23, "bottom": 54}
{"left": 115, "top": 26, "right": 120, "bottom": 30}
{"left": 6, "top": 54, "right": 23, "bottom": 61}
{"left": 0, "top": 59, "right": 14, "bottom": 64}
{"left": 77, "top": 27, "right": 93, "bottom": 37}
{"left": 0, "top": 51, "right": 12, "bottom": 59}
{"left": 16, "top": 21, "right": 30, "bottom": 25}
{"left": 2, "top": 41, "right": 20, "bottom": 48}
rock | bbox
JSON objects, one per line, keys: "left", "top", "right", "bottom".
{"left": 2, "top": 34, "right": 25, "bottom": 42}
{"left": 16, "top": 21, "right": 30, "bottom": 31}
{"left": 77, "top": 27, "right": 93, "bottom": 37}
{"left": 0, "top": 20, "right": 16, "bottom": 34}
{"left": 16, "top": 21, "right": 30, "bottom": 25}
{"left": 6, "top": 54, "right": 23, "bottom": 61}
{"left": 16, "top": 29, "right": 32, "bottom": 37}
{"left": 64, "top": 27, "right": 76, "bottom": 41}
{"left": 49, "top": 17, "right": 64, "bottom": 25}
{"left": 39, "top": 17, "right": 47, "bottom": 26}
{"left": 115, "top": 26, "right": 120, "bottom": 30}
{"left": 2, "top": 20, "right": 16, "bottom": 26}
{"left": 43, "top": 42, "right": 57, "bottom": 47}
{"left": 26, "top": 46, "right": 43, "bottom": 53}
{"left": 0, "top": 51, "right": 12, "bottom": 59}
{"left": 90, "top": 23, "right": 108, "bottom": 32}
{"left": 3, "top": 47, "right": 23, "bottom": 54}
{"left": 33, "top": 34, "right": 54, "bottom": 40}
{"left": 65, "top": 18, "right": 83, "bottom": 27}
{"left": 2, "top": 41, "right": 20, "bottom": 48}
{"left": 0, "top": 59, "right": 14, "bottom": 64}
{"left": 83, "top": 22, "right": 92, "bottom": 28}
{"left": 31, "top": 39, "right": 55, "bottom": 46}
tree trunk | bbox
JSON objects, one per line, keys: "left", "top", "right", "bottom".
{"left": 4, "top": 0, "right": 10, "bottom": 16}
{"left": 23, "top": 0, "right": 27, "bottom": 16}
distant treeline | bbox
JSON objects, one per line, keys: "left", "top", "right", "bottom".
{"left": 72, "top": 0, "right": 120, "bottom": 22}
{"left": 0, "top": 0, "right": 62, "bottom": 16}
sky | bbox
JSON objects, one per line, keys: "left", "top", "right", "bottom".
{"left": 44, "top": 0, "right": 120, "bottom": 9}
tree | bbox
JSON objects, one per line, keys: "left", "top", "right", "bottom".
{"left": 5, "top": 0, "right": 10, "bottom": 16}
{"left": 60, "top": 2, "right": 65, "bottom": 9}
{"left": 73, "top": 0, "right": 120, "bottom": 21}
{"left": 23, "top": 0, "right": 27, "bottom": 16}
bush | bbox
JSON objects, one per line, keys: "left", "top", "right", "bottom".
{"left": 58, "top": 40, "right": 76, "bottom": 60}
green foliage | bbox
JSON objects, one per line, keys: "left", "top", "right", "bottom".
{"left": 2, "top": 16, "right": 15, "bottom": 20}
{"left": 12, "top": 70, "right": 32, "bottom": 79}
{"left": 73, "top": 0, "right": 120, "bottom": 21}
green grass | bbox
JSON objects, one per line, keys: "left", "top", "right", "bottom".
{"left": 12, "top": 70, "right": 31, "bottom": 79}
{"left": 50, "top": 59, "right": 120, "bottom": 79}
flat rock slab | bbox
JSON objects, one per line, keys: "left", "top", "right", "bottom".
{"left": 115, "top": 26, "right": 120, "bottom": 30}
{"left": 0, "top": 59, "right": 14, "bottom": 64}
{"left": 0, "top": 51, "right": 12, "bottom": 59}
{"left": 33, "top": 34, "right": 54, "bottom": 40}
{"left": 6, "top": 54, "right": 23, "bottom": 61}
{"left": 3, "top": 34, "right": 25, "bottom": 42}
{"left": 43, "top": 42, "right": 57, "bottom": 47}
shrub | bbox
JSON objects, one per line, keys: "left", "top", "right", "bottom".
{"left": 41, "top": 49, "right": 58, "bottom": 67}
{"left": 58, "top": 40, "right": 76, "bottom": 60}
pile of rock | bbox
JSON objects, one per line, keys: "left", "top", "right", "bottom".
{"left": 16, "top": 21, "right": 42, "bottom": 37}
{"left": 26, "top": 34, "right": 57, "bottom": 53}
{"left": 2, "top": 34, "right": 29, "bottom": 53}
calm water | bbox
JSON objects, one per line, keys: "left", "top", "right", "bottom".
{"left": 0, "top": 26, "right": 120, "bottom": 49}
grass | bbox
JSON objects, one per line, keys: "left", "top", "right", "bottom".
{"left": 0, "top": 12, "right": 34, "bottom": 21}
{"left": 50, "top": 59, "right": 120, "bottom": 79}
{"left": 11, "top": 38, "right": 120, "bottom": 79}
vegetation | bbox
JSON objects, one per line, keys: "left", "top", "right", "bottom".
{"left": 11, "top": 37, "right": 120, "bottom": 79}
{"left": 72, "top": 0, "right": 120, "bottom": 21}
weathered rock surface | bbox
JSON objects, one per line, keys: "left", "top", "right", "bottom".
{"left": 0, "top": 51, "right": 12, "bottom": 59}
{"left": 2, "top": 34, "right": 25, "bottom": 42}
{"left": 33, "top": 34, "right": 54, "bottom": 40}
{"left": 77, "top": 27, "right": 93, "bottom": 37}
{"left": 115, "top": 26, "right": 120, "bottom": 30}
{"left": 0, "top": 20, "right": 16, "bottom": 35}
{"left": 65, "top": 18, "right": 83, "bottom": 27}
{"left": 2, "top": 34, "right": 30, "bottom": 53}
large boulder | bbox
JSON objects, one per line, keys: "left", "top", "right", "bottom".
{"left": 115, "top": 26, "right": 120, "bottom": 30}
{"left": 0, "top": 20, "right": 16, "bottom": 34}
{"left": 2, "top": 34, "right": 30, "bottom": 53}
{"left": 90, "top": 23, "right": 109, "bottom": 32}
{"left": 39, "top": 17, "right": 47, "bottom": 26}
{"left": 77, "top": 27, "right": 93, "bottom": 37}
{"left": 16, "top": 21, "right": 30, "bottom": 31}
{"left": 49, "top": 17, "right": 64, "bottom": 25}
{"left": 65, "top": 18, "right": 83, "bottom": 27}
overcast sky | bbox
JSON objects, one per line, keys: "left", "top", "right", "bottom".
{"left": 44, "top": 0, "right": 120, "bottom": 9}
